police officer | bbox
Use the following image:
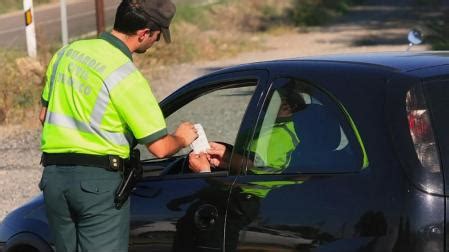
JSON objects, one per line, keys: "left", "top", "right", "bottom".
{"left": 38, "top": 0, "right": 197, "bottom": 251}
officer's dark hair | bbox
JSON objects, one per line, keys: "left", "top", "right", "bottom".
{"left": 279, "top": 79, "right": 310, "bottom": 113}
{"left": 114, "top": 0, "right": 161, "bottom": 35}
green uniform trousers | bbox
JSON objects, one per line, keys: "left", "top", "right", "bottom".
{"left": 39, "top": 165, "right": 129, "bottom": 252}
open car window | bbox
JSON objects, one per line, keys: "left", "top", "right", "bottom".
{"left": 165, "top": 85, "right": 256, "bottom": 156}
{"left": 137, "top": 82, "right": 257, "bottom": 176}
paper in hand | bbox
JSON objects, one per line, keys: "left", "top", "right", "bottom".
{"left": 190, "top": 124, "right": 210, "bottom": 154}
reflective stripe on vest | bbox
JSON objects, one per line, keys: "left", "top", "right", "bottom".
{"left": 90, "top": 62, "right": 136, "bottom": 126}
{"left": 45, "top": 58, "right": 137, "bottom": 146}
{"left": 45, "top": 111, "right": 130, "bottom": 145}
{"left": 47, "top": 47, "right": 68, "bottom": 105}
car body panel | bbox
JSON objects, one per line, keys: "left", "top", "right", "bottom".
{"left": 129, "top": 174, "right": 234, "bottom": 251}
{"left": 229, "top": 60, "right": 446, "bottom": 251}
{"left": 0, "top": 195, "right": 51, "bottom": 242}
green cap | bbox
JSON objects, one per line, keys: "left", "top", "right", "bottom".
{"left": 142, "top": 0, "right": 176, "bottom": 43}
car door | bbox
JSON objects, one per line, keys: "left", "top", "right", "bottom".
{"left": 226, "top": 76, "right": 373, "bottom": 251}
{"left": 128, "top": 69, "right": 269, "bottom": 252}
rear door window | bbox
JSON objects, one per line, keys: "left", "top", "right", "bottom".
{"left": 244, "top": 78, "right": 365, "bottom": 174}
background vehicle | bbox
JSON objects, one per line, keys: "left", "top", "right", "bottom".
{"left": 0, "top": 51, "right": 448, "bottom": 252}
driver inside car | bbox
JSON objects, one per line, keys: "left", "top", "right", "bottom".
{"left": 186, "top": 80, "right": 309, "bottom": 252}
{"left": 188, "top": 79, "right": 308, "bottom": 174}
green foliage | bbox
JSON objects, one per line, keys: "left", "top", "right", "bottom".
{"left": 426, "top": 10, "right": 449, "bottom": 50}
{"left": 416, "top": 0, "right": 442, "bottom": 7}
{"left": 290, "top": 0, "right": 330, "bottom": 26}
{"left": 289, "top": 0, "right": 357, "bottom": 26}
{"left": 174, "top": 0, "right": 229, "bottom": 30}
{"left": 261, "top": 4, "right": 279, "bottom": 17}
{"left": 175, "top": 4, "right": 207, "bottom": 26}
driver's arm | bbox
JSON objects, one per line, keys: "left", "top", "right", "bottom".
{"left": 188, "top": 142, "right": 232, "bottom": 173}
{"left": 188, "top": 152, "right": 211, "bottom": 173}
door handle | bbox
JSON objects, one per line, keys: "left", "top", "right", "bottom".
{"left": 194, "top": 204, "right": 219, "bottom": 230}
{"left": 132, "top": 185, "right": 161, "bottom": 198}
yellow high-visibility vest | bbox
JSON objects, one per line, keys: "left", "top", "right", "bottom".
{"left": 249, "top": 120, "right": 299, "bottom": 173}
{"left": 243, "top": 120, "right": 300, "bottom": 198}
{"left": 41, "top": 34, "right": 167, "bottom": 158}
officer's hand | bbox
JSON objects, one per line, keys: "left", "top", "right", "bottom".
{"left": 174, "top": 121, "right": 198, "bottom": 147}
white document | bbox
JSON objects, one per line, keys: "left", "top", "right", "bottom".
{"left": 190, "top": 124, "right": 210, "bottom": 154}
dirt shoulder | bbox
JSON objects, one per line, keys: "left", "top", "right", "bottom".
{"left": 0, "top": 3, "right": 431, "bottom": 220}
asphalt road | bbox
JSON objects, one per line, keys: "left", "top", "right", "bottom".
{"left": 0, "top": 0, "right": 208, "bottom": 50}
{"left": 0, "top": 0, "right": 120, "bottom": 49}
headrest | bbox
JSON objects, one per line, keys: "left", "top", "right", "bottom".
{"left": 293, "top": 103, "right": 342, "bottom": 151}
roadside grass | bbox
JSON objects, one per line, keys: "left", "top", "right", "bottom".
{"left": 133, "top": 0, "right": 292, "bottom": 68}
{"left": 0, "top": 48, "right": 43, "bottom": 126}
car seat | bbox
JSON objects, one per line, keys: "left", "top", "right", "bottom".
{"left": 287, "top": 103, "right": 359, "bottom": 173}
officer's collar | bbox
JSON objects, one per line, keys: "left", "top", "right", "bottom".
{"left": 99, "top": 32, "right": 133, "bottom": 61}
{"left": 275, "top": 116, "right": 293, "bottom": 124}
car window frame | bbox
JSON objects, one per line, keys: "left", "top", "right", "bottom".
{"left": 140, "top": 69, "right": 270, "bottom": 179}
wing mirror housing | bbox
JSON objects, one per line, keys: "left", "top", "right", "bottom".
{"left": 407, "top": 29, "right": 423, "bottom": 51}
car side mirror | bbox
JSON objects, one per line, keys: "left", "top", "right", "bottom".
{"left": 407, "top": 29, "right": 423, "bottom": 51}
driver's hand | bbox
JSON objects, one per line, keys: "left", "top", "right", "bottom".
{"left": 207, "top": 142, "right": 226, "bottom": 168}
{"left": 188, "top": 152, "right": 211, "bottom": 173}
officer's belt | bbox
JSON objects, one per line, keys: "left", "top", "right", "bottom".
{"left": 41, "top": 152, "right": 125, "bottom": 171}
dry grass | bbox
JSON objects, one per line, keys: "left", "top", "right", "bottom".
{"left": 137, "top": 23, "right": 260, "bottom": 66}
{"left": 136, "top": 0, "right": 291, "bottom": 66}
{"left": 0, "top": 49, "right": 45, "bottom": 127}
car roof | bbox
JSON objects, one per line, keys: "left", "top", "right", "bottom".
{"left": 210, "top": 51, "right": 449, "bottom": 75}
{"left": 190, "top": 51, "right": 449, "bottom": 85}
{"left": 301, "top": 51, "right": 449, "bottom": 73}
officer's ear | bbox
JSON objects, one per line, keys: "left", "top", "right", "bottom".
{"left": 136, "top": 28, "right": 150, "bottom": 42}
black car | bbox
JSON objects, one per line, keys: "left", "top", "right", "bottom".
{"left": 1, "top": 51, "right": 449, "bottom": 252}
